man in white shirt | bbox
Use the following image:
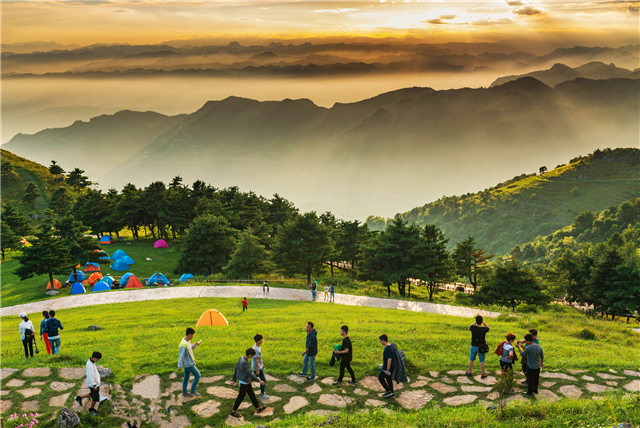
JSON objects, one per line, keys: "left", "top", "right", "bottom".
{"left": 75, "top": 351, "right": 102, "bottom": 415}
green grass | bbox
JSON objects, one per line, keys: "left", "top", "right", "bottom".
{"left": 1, "top": 298, "right": 639, "bottom": 426}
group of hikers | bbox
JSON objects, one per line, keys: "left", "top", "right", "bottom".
{"left": 309, "top": 278, "right": 336, "bottom": 302}
{"left": 18, "top": 311, "right": 64, "bottom": 357}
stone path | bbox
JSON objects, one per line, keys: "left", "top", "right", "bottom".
{"left": 1, "top": 366, "right": 638, "bottom": 426}
{"left": 0, "top": 286, "right": 500, "bottom": 319}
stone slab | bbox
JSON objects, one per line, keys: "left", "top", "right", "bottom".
{"left": 192, "top": 400, "right": 221, "bottom": 417}
{"left": 541, "top": 382, "right": 556, "bottom": 388}
{"left": 0, "top": 400, "right": 12, "bottom": 413}
{"left": 0, "top": 391, "right": 9, "bottom": 396}
{"left": 132, "top": 375, "right": 161, "bottom": 399}
{"left": 49, "top": 392, "right": 71, "bottom": 407}
{"left": 264, "top": 374, "right": 279, "bottom": 381}
{"left": 283, "top": 396, "right": 308, "bottom": 413}
{"left": 623, "top": 369, "right": 640, "bottom": 377}
{"left": 474, "top": 375, "right": 496, "bottom": 386}
{"left": 365, "top": 398, "right": 388, "bottom": 407}
{"left": 448, "top": 370, "right": 468, "bottom": 375}
{"left": 59, "top": 367, "right": 86, "bottom": 379}
{"left": 272, "top": 384, "right": 296, "bottom": 393}
{"left": 623, "top": 380, "right": 640, "bottom": 392}
{"left": 260, "top": 395, "right": 282, "bottom": 404}
{"left": 596, "top": 373, "right": 623, "bottom": 380}
{"left": 606, "top": 381, "right": 618, "bottom": 387}
{"left": 51, "top": 381, "right": 76, "bottom": 392}
{"left": 21, "top": 400, "right": 39, "bottom": 411}
{"left": 200, "top": 376, "right": 224, "bottom": 384}
{"left": 430, "top": 382, "right": 457, "bottom": 394}
{"left": 537, "top": 390, "right": 560, "bottom": 402}
{"left": 288, "top": 374, "right": 307, "bottom": 384}
{"left": 359, "top": 376, "right": 386, "bottom": 392}
{"left": 306, "top": 384, "right": 322, "bottom": 394}
{"left": 396, "top": 390, "right": 433, "bottom": 409}
{"left": 17, "top": 387, "right": 41, "bottom": 398}
{"left": 169, "top": 372, "right": 177, "bottom": 379}
{"left": 254, "top": 406, "right": 274, "bottom": 416}
{"left": 411, "top": 380, "right": 429, "bottom": 388}
{"left": 540, "top": 372, "right": 577, "bottom": 381}
{"left": 486, "top": 392, "right": 500, "bottom": 400}
{"left": 225, "top": 415, "right": 250, "bottom": 426}
{"left": 443, "top": 395, "right": 477, "bottom": 406}
{"left": 429, "top": 371, "right": 439, "bottom": 378}
{"left": 32, "top": 381, "right": 47, "bottom": 386}
{"left": 207, "top": 386, "right": 238, "bottom": 399}
{"left": 461, "top": 385, "right": 492, "bottom": 393}
{"left": 320, "top": 377, "right": 335, "bottom": 385}
{"left": 582, "top": 375, "right": 595, "bottom": 381}
{"left": 353, "top": 388, "right": 368, "bottom": 396}
{"left": 0, "top": 369, "right": 18, "bottom": 380}
{"left": 309, "top": 409, "right": 340, "bottom": 416}
{"left": 5, "top": 379, "right": 25, "bottom": 387}
{"left": 586, "top": 383, "right": 613, "bottom": 393}
{"left": 440, "top": 376, "right": 454, "bottom": 384}
{"left": 558, "top": 385, "right": 582, "bottom": 399}
{"left": 456, "top": 376, "right": 473, "bottom": 385}
{"left": 23, "top": 367, "right": 51, "bottom": 377}
{"left": 318, "top": 393, "right": 352, "bottom": 408}
{"left": 566, "top": 369, "right": 586, "bottom": 374}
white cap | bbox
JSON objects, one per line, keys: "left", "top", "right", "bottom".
{"left": 19, "top": 313, "right": 26, "bottom": 318}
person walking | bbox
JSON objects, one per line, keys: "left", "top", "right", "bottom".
{"left": 466, "top": 315, "right": 489, "bottom": 378}
{"left": 378, "top": 334, "right": 395, "bottom": 398}
{"left": 297, "top": 322, "right": 318, "bottom": 381}
{"left": 263, "top": 281, "right": 269, "bottom": 294}
{"left": 242, "top": 297, "right": 248, "bottom": 312}
{"left": 45, "top": 310, "right": 63, "bottom": 355}
{"left": 19, "top": 313, "right": 35, "bottom": 358}
{"left": 75, "top": 351, "right": 103, "bottom": 415}
{"left": 178, "top": 327, "right": 202, "bottom": 397}
{"left": 230, "top": 348, "right": 267, "bottom": 417}
{"left": 517, "top": 333, "right": 544, "bottom": 396}
{"left": 333, "top": 325, "right": 356, "bottom": 385}
{"left": 40, "top": 310, "right": 52, "bottom": 355}
{"left": 499, "top": 333, "right": 517, "bottom": 372}
{"left": 252, "top": 334, "right": 269, "bottom": 399}
{"left": 311, "top": 280, "right": 317, "bottom": 301}
{"left": 330, "top": 284, "right": 335, "bottom": 302}
{"left": 324, "top": 284, "right": 329, "bottom": 302}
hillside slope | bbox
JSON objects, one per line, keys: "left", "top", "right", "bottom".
{"left": 382, "top": 148, "right": 640, "bottom": 255}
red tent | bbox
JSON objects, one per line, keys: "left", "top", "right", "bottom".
{"left": 125, "top": 275, "right": 144, "bottom": 289}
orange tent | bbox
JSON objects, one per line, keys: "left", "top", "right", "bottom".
{"left": 46, "top": 279, "right": 62, "bottom": 290}
{"left": 88, "top": 272, "right": 104, "bottom": 285}
{"left": 195, "top": 309, "right": 229, "bottom": 327}
{"left": 125, "top": 275, "right": 144, "bottom": 289}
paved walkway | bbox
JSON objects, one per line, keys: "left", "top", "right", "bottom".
{"left": 0, "top": 286, "right": 499, "bottom": 319}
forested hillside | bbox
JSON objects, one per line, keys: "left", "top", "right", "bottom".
{"left": 372, "top": 148, "right": 640, "bottom": 255}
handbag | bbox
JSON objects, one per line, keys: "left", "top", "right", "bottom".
{"left": 479, "top": 343, "right": 490, "bottom": 354}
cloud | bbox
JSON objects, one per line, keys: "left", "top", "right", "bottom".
{"left": 313, "top": 8, "right": 358, "bottom": 13}
{"left": 473, "top": 18, "right": 514, "bottom": 25}
{"left": 426, "top": 18, "right": 446, "bottom": 24}
{"left": 506, "top": 0, "right": 524, "bottom": 5}
{"left": 439, "top": 14, "right": 457, "bottom": 20}
{"left": 629, "top": 5, "right": 639, "bottom": 13}
{"left": 512, "top": 5, "right": 543, "bottom": 15}
{"left": 113, "top": 9, "right": 131, "bottom": 13}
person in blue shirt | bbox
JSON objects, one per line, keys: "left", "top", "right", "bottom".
{"left": 517, "top": 333, "right": 544, "bottom": 396}
{"left": 40, "top": 310, "right": 51, "bottom": 355}
{"left": 45, "top": 310, "right": 64, "bottom": 355}
{"left": 378, "top": 334, "right": 396, "bottom": 398}
{"left": 297, "top": 322, "right": 318, "bottom": 380}
{"left": 330, "top": 284, "right": 335, "bottom": 302}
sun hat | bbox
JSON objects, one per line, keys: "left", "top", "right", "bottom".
{"left": 19, "top": 313, "right": 26, "bottom": 318}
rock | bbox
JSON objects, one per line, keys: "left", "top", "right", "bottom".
{"left": 486, "top": 392, "right": 500, "bottom": 400}
{"left": 283, "top": 396, "right": 308, "bottom": 413}
{"left": 558, "top": 385, "right": 582, "bottom": 399}
{"left": 288, "top": 374, "right": 307, "bottom": 384}
{"left": 586, "top": 383, "right": 613, "bottom": 393}
{"left": 321, "top": 377, "right": 335, "bottom": 385}
{"left": 49, "top": 393, "right": 71, "bottom": 407}
{"left": 306, "top": 384, "right": 322, "bottom": 394}
{"left": 396, "top": 390, "right": 433, "bottom": 409}
{"left": 169, "top": 372, "right": 177, "bottom": 379}
{"left": 596, "top": 373, "right": 624, "bottom": 380}
{"left": 411, "top": 380, "right": 429, "bottom": 388}
{"left": 192, "top": 400, "right": 221, "bottom": 417}
{"left": 440, "top": 376, "right": 454, "bottom": 384}
{"left": 21, "top": 400, "right": 39, "bottom": 411}
{"left": 0, "top": 391, "right": 9, "bottom": 396}
{"left": 5, "top": 379, "right": 25, "bottom": 387}
{"left": 59, "top": 367, "right": 86, "bottom": 379}
{"left": 260, "top": 395, "right": 282, "bottom": 404}
{"left": 264, "top": 373, "right": 279, "bottom": 381}
{"left": 97, "top": 366, "right": 112, "bottom": 378}
{"left": 443, "top": 395, "right": 477, "bottom": 406}
{"left": 448, "top": 370, "right": 469, "bottom": 375}
{"left": 200, "top": 375, "right": 224, "bottom": 383}
{"left": 224, "top": 415, "right": 249, "bottom": 426}
{"left": 461, "top": 386, "right": 492, "bottom": 393}
{"left": 606, "top": 381, "right": 618, "bottom": 387}
{"left": 58, "top": 406, "right": 81, "bottom": 427}
{"left": 132, "top": 375, "right": 161, "bottom": 399}
{"left": 237, "top": 402, "right": 252, "bottom": 410}
{"left": 17, "top": 387, "right": 41, "bottom": 398}
{"left": 23, "top": 367, "right": 51, "bottom": 377}
{"left": 623, "top": 369, "right": 640, "bottom": 377}
{"left": 429, "top": 371, "right": 439, "bottom": 378}
{"left": 541, "top": 382, "right": 556, "bottom": 388}
{"left": 609, "top": 369, "right": 617, "bottom": 373}
{"left": 430, "top": 382, "right": 457, "bottom": 394}
{"left": 0, "top": 368, "right": 18, "bottom": 380}
{"left": 456, "top": 376, "right": 473, "bottom": 385}
{"left": 32, "top": 381, "right": 47, "bottom": 386}
{"left": 537, "top": 390, "right": 560, "bottom": 402}
{"left": 540, "top": 372, "right": 577, "bottom": 381}
{"left": 623, "top": 380, "right": 640, "bottom": 392}
{"left": 273, "top": 384, "right": 296, "bottom": 393}
{"left": 506, "top": 394, "right": 528, "bottom": 403}
{"left": 87, "top": 325, "right": 101, "bottom": 331}
{"left": 0, "top": 400, "right": 12, "bottom": 413}
{"left": 365, "top": 398, "right": 388, "bottom": 407}
{"left": 582, "top": 375, "right": 595, "bottom": 381}
{"left": 207, "top": 386, "right": 238, "bottom": 399}
{"left": 566, "top": 369, "right": 586, "bottom": 374}
{"left": 474, "top": 375, "right": 497, "bottom": 385}
{"left": 353, "top": 388, "right": 368, "bottom": 396}
{"left": 47, "top": 290, "right": 60, "bottom": 296}
{"left": 318, "top": 394, "right": 352, "bottom": 408}
{"left": 254, "top": 407, "right": 275, "bottom": 416}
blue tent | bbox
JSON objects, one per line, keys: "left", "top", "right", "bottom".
{"left": 122, "top": 256, "right": 135, "bottom": 265}
{"left": 101, "top": 276, "right": 114, "bottom": 286}
{"left": 92, "top": 281, "right": 111, "bottom": 292}
{"left": 110, "top": 250, "right": 128, "bottom": 261}
{"left": 68, "top": 271, "right": 86, "bottom": 283}
{"left": 120, "top": 272, "right": 133, "bottom": 286}
{"left": 148, "top": 273, "right": 169, "bottom": 286}
{"left": 179, "top": 273, "right": 194, "bottom": 283}
{"left": 70, "top": 282, "right": 86, "bottom": 295}
{"left": 110, "top": 259, "right": 130, "bottom": 271}
{"left": 99, "top": 251, "right": 110, "bottom": 260}
{"left": 99, "top": 236, "right": 114, "bottom": 244}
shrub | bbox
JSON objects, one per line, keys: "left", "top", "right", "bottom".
{"left": 497, "top": 314, "right": 520, "bottom": 323}
{"left": 578, "top": 328, "right": 596, "bottom": 340}
{"left": 1, "top": 413, "right": 40, "bottom": 428}
{"left": 515, "top": 303, "right": 542, "bottom": 314}
{"left": 454, "top": 292, "right": 467, "bottom": 300}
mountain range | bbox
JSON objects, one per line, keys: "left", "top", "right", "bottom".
{"left": 491, "top": 62, "right": 638, "bottom": 87}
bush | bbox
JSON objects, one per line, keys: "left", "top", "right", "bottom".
{"left": 454, "top": 292, "right": 467, "bottom": 300}
{"left": 515, "top": 303, "right": 542, "bottom": 314}
{"left": 497, "top": 314, "right": 520, "bottom": 323}
{"left": 578, "top": 328, "right": 596, "bottom": 340}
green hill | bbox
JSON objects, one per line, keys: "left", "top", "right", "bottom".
{"left": 375, "top": 148, "right": 640, "bottom": 255}
{"left": 0, "top": 149, "right": 70, "bottom": 216}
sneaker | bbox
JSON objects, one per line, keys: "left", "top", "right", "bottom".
{"left": 89, "top": 408, "right": 99, "bottom": 415}
{"left": 348, "top": 380, "right": 357, "bottom": 385}
{"left": 297, "top": 372, "right": 307, "bottom": 377}
{"left": 521, "top": 380, "right": 528, "bottom": 385}
{"left": 260, "top": 393, "right": 270, "bottom": 399}
{"left": 332, "top": 381, "right": 341, "bottom": 386}
{"left": 306, "top": 377, "right": 316, "bottom": 381}
{"left": 465, "top": 371, "right": 472, "bottom": 376}
{"left": 182, "top": 392, "right": 193, "bottom": 397}
{"left": 481, "top": 373, "right": 488, "bottom": 379}
{"left": 75, "top": 396, "right": 83, "bottom": 406}
{"left": 383, "top": 393, "right": 395, "bottom": 399}
{"left": 190, "top": 391, "right": 201, "bottom": 397}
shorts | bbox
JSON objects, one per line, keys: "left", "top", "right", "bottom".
{"left": 89, "top": 386, "right": 100, "bottom": 402}
{"left": 469, "top": 346, "right": 486, "bottom": 363}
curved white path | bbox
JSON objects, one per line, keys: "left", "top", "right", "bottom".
{"left": 0, "top": 286, "right": 499, "bottom": 319}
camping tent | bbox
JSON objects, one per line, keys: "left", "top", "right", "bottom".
{"left": 121, "top": 256, "right": 135, "bottom": 265}
{"left": 99, "top": 236, "right": 114, "bottom": 244}
{"left": 154, "top": 239, "right": 169, "bottom": 248}
{"left": 196, "top": 309, "right": 229, "bottom": 327}
{"left": 179, "top": 273, "right": 194, "bottom": 283}
{"left": 125, "top": 274, "right": 144, "bottom": 289}
{"left": 101, "top": 276, "right": 114, "bottom": 286}
{"left": 88, "top": 272, "right": 104, "bottom": 285}
{"left": 148, "top": 273, "right": 169, "bottom": 286}
{"left": 120, "top": 272, "right": 133, "bottom": 286}
{"left": 46, "top": 279, "right": 62, "bottom": 290}
{"left": 92, "top": 281, "right": 111, "bottom": 292}
{"left": 70, "top": 282, "right": 86, "bottom": 295}
{"left": 84, "top": 263, "right": 100, "bottom": 272}
{"left": 110, "top": 259, "right": 130, "bottom": 271}
{"left": 98, "top": 251, "right": 110, "bottom": 260}
{"left": 68, "top": 271, "right": 86, "bottom": 283}
{"left": 110, "top": 250, "right": 128, "bottom": 261}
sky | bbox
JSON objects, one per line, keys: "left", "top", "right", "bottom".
{"left": 3, "top": 1, "right": 639, "bottom": 48}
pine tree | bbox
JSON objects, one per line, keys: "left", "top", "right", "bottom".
{"left": 49, "top": 187, "right": 74, "bottom": 216}
{"left": 416, "top": 224, "right": 453, "bottom": 301}
{"left": 54, "top": 214, "right": 105, "bottom": 269}
{"left": 22, "top": 183, "right": 40, "bottom": 207}
{"left": 478, "top": 258, "right": 549, "bottom": 310}
{"left": 1, "top": 200, "right": 32, "bottom": 237}
{"left": 1, "top": 220, "right": 19, "bottom": 260}
{"left": 1, "top": 160, "right": 14, "bottom": 184}
{"left": 48, "top": 160, "right": 65, "bottom": 181}
{"left": 223, "top": 228, "right": 272, "bottom": 279}
{"left": 66, "top": 168, "right": 92, "bottom": 193}
{"left": 452, "top": 236, "right": 493, "bottom": 291}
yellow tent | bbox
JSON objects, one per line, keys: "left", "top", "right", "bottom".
{"left": 196, "top": 309, "right": 229, "bottom": 327}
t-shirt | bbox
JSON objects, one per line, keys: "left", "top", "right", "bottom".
{"left": 382, "top": 345, "right": 395, "bottom": 373}
{"left": 242, "top": 299, "right": 248, "bottom": 307}
{"left": 251, "top": 344, "right": 263, "bottom": 370}
{"left": 325, "top": 285, "right": 329, "bottom": 292}
{"left": 520, "top": 343, "right": 544, "bottom": 369}
{"left": 469, "top": 324, "right": 489, "bottom": 347}
{"left": 500, "top": 343, "right": 514, "bottom": 363}
{"left": 342, "top": 336, "right": 353, "bottom": 362}
{"left": 330, "top": 286, "right": 334, "bottom": 293}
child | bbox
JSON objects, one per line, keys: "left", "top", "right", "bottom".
{"left": 252, "top": 334, "right": 269, "bottom": 399}
{"left": 242, "top": 298, "right": 248, "bottom": 312}
{"left": 75, "top": 351, "right": 103, "bottom": 415}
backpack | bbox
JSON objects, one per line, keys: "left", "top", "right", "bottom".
{"left": 495, "top": 341, "right": 506, "bottom": 356}
{"left": 396, "top": 347, "right": 407, "bottom": 364}
{"left": 24, "top": 328, "right": 35, "bottom": 342}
